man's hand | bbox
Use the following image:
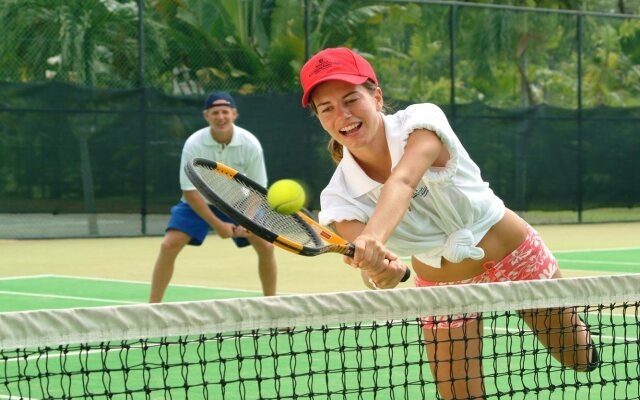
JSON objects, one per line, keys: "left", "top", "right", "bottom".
{"left": 231, "top": 224, "right": 252, "bottom": 238}
{"left": 217, "top": 223, "right": 251, "bottom": 239}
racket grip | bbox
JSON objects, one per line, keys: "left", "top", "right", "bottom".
{"left": 400, "top": 266, "right": 411, "bottom": 282}
{"left": 345, "top": 243, "right": 356, "bottom": 257}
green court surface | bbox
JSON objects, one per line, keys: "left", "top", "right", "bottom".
{"left": 0, "top": 275, "right": 261, "bottom": 313}
{"left": 0, "top": 246, "right": 637, "bottom": 313}
{"left": 555, "top": 247, "right": 640, "bottom": 273}
{"left": 0, "top": 247, "right": 638, "bottom": 399}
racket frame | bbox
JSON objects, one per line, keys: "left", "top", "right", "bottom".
{"left": 185, "top": 158, "right": 354, "bottom": 257}
{"left": 185, "top": 158, "right": 409, "bottom": 283}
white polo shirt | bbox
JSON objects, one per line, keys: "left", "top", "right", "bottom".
{"left": 318, "top": 103, "right": 505, "bottom": 268}
{"left": 178, "top": 124, "right": 268, "bottom": 203}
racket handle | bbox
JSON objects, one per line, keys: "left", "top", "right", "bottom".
{"left": 345, "top": 243, "right": 356, "bottom": 257}
{"left": 400, "top": 266, "right": 411, "bottom": 282}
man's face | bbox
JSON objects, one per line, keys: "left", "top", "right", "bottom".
{"left": 203, "top": 101, "right": 237, "bottom": 136}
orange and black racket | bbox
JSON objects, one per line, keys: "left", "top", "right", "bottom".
{"left": 185, "top": 158, "right": 410, "bottom": 281}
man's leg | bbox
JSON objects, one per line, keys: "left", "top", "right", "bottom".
{"left": 247, "top": 236, "right": 278, "bottom": 296}
{"left": 149, "top": 229, "right": 192, "bottom": 303}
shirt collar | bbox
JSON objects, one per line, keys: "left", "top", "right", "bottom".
{"left": 339, "top": 113, "right": 403, "bottom": 198}
{"left": 203, "top": 125, "right": 237, "bottom": 147}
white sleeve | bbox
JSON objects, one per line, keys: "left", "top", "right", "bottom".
{"left": 178, "top": 140, "right": 197, "bottom": 191}
{"left": 318, "top": 187, "right": 370, "bottom": 227}
{"left": 397, "top": 103, "right": 460, "bottom": 183}
{"left": 243, "top": 146, "right": 268, "bottom": 188}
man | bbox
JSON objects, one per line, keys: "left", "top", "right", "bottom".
{"left": 149, "top": 91, "right": 278, "bottom": 302}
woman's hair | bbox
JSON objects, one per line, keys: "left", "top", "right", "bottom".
{"left": 309, "top": 79, "right": 381, "bottom": 165}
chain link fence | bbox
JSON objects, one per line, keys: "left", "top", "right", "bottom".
{"left": 1, "top": 0, "right": 638, "bottom": 238}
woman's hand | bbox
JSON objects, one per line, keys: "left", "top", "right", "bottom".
{"left": 350, "top": 234, "right": 389, "bottom": 274}
{"left": 334, "top": 220, "right": 407, "bottom": 288}
{"left": 362, "top": 258, "right": 409, "bottom": 289}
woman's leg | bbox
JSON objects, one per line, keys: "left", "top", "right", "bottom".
{"left": 423, "top": 318, "right": 486, "bottom": 400}
{"left": 519, "top": 270, "right": 597, "bottom": 372}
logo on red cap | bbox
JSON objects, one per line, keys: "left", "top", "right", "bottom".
{"left": 310, "top": 58, "right": 337, "bottom": 76}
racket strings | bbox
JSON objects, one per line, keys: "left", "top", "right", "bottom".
{"left": 195, "top": 165, "right": 323, "bottom": 248}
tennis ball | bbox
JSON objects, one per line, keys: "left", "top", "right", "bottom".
{"left": 267, "top": 179, "right": 306, "bottom": 215}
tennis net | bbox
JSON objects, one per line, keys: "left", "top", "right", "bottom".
{"left": 1, "top": 273, "right": 639, "bottom": 399}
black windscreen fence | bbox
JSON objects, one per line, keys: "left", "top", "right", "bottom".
{"left": 0, "top": 83, "right": 638, "bottom": 237}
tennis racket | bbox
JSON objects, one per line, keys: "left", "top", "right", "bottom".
{"left": 185, "top": 158, "right": 410, "bottom": 282}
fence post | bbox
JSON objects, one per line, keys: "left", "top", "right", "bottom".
{"left": 137, "top": 0, "right": 148, "bottom": 234}
{"left": 304, "top": 0, "right": 310, "bottom": 61}
{"left": 449, "top": 4, "right": 457, "bottom": 114}
{"left": 577, "top": 14, "right": 584, "bottom": 223}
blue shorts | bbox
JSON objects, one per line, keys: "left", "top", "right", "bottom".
{"left": 167, "top": 201, "right": 250, "bottom": 247}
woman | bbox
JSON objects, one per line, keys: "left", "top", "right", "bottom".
{"left": 299, "top": 47, "right": 598, "bottom": 399}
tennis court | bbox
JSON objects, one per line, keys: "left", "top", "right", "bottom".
{"left": 1, "top": 243, "right": 639, "bottom": 399}
{"left": 1, "top": 244, "right": 639, "bottom": 313}
{"left": 555, "top": 247, "right": 640, "bottom": 274}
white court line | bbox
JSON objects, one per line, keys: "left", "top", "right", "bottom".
{"left": 555, "top": 246, "right": 640, "bottom": 254}
{"left": 559, "top": 259, "right": 640, "bottom": 267}
{"left": 0, "top": 275, "right": 55, "bottom": 281}
{"left": 399, "top": 246, "right": 640, "bottom": 269}
{"left": 0, "top": 275, "right": 267, "bottom": 307}
{"left": 0, "top": 291, "right": 137, "bottom": 305}
{"left": 0, "top": 275, "right": 265, "bottom": 294}
{"left": 46, "top": 274, "right": 265, "bottom": 294}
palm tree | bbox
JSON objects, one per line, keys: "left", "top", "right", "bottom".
{"left": 148, "top": 0, "right": 389, "bottom": 94}
{"left": 0, "top": 0, "right": 167, "bottom": 234}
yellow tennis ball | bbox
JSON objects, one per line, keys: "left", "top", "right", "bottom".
{"left": 267, "top": 179, "right": 306, "bottom": 215}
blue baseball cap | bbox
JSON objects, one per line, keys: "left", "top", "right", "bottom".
{"left": 204, "top": 91, "right": 236, "bottom": 109}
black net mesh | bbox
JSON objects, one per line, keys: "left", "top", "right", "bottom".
{"left": 2, "top": 278, "right": 640, "bottom": 399}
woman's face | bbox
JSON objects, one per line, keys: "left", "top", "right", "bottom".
{"left": 311, "top": 80, "right": 383, "bottom": 150}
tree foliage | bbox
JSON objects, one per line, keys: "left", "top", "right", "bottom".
{"left": 0, "top": 0, "right": 638, "bottom": 106}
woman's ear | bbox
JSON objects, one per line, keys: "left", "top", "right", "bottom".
{"left": 375, "top": 86, "right": 384, "bottom": 111}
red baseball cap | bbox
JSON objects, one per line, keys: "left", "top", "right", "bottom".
{"left": 300, "top": 47, "right": 378, "bottom": 107}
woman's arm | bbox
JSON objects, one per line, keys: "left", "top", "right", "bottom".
{"left": 335, "top": 220, "right": 407, "bottom": 289}
{"left": 352, "top": 129, "right": 444, "bottom": 270}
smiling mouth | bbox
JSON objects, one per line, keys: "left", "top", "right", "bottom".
{"left": 339, "top": 122, "right": 361, "bottom": 135}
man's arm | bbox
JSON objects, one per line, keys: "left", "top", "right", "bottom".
{"left": 183, "top": 190, "right": 246, "bottom": 238}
